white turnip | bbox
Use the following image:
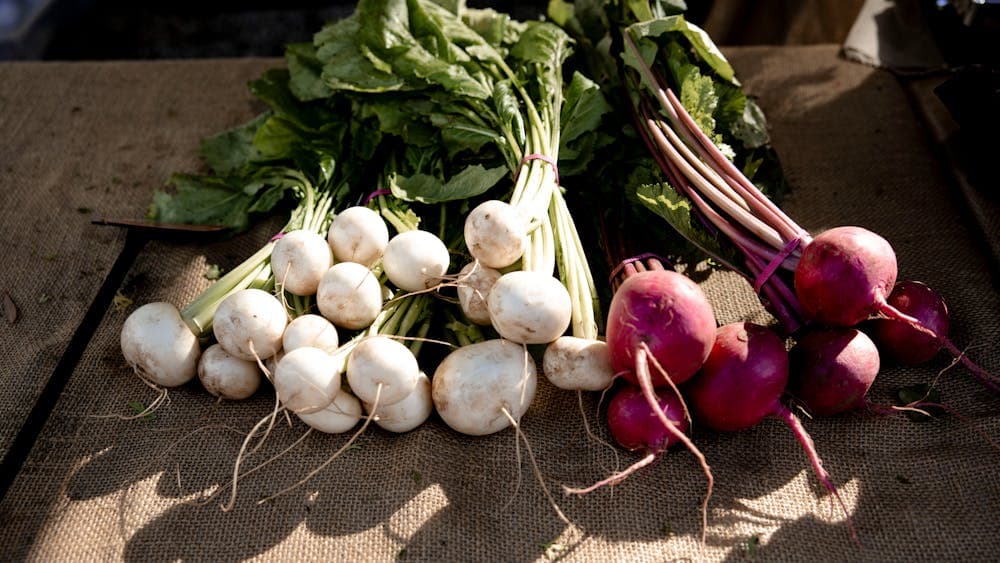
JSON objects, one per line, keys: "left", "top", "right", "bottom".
{"left": 456, "top": 262, "right": 501, "bottom": 326}
{"left": 197, "top": 343, "right": 262, "bottom": 400}
{"left": 431, "top": 339, "right": 537, "bottom": 436}
{"left": 297, "top": 391, "right": 363, "bottom": 434}
{"left": 381, "top": 229, "right": 451, "bottom": 292}
{"left": 487, "top": 271, "right": 572, "bottom": 344}
{"left": 282, "top": 314, "right": 339, "bottom": 354}
{"left": 316, "top": 262, "right": 383, "bottom": 330}
{"left": 212, "top": 289, "right": 287, "bottom": 362}
{"left": 464, "top": 199, "right": 527, "bottom": 269}
{"left": 346, "top": 336, "right": 419, "bottom": 407}
{"left": 327, "top": 206, "right": 389, "bottom": 266}
{"left": 542, "top": 336, "right": 614, "bottom": 391}
{"left": 365, "top": 372, "right": 432, "bottom": 433}
{"left": 273, "top": 346, "right": 341, "bottom": 414}
{"left": 120, "top": 302, "right": 200, "bottom": 387}
{"left": 271, "top": 229, "right": 332, "bottom": 296}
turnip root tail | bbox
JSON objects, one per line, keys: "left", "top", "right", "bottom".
{"left": 773, "top": 403, "right": 859, "bottom": 546}
{"left": 635, "top": 345, "right": 713, "bottom": 546}
{"left": 499, "top": 408, "right": 573, "bottom": 527}
{"left": 222, "top": 404, "right": 286, "bottom": 511}
{"left": 876, "top": 300, "right": 1000, "bottom": 393}
{"left": 576, "top": 391, "right": 621, "bottom": 474}
{"left": 258, "top": 384, "right": 382, "bottom": 505}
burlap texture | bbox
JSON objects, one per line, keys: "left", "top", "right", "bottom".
{"left": 0, "top": 59, "right": 276, "bottom": 457}
{"left": 0, "top": 47, "right": 997, "bottom": 561}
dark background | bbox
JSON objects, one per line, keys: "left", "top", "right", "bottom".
{"left": 2, "top": 0, "right": 995, "bottom": 63}
{"left": 0, "top": 0, "right": 866, "bottom": 60}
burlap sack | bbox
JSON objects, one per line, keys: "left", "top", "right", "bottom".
{"left": 0, "top": 59, "right": 276, "bottom": 458}
{"left": 0, "top": 47, "right": 996, "bottom": 561}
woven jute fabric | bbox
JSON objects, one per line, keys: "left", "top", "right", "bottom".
{"left": 0, "top": 59, "right": 277, "bottom": 458}
{"left": 0, "top": 46, "right": 997, "bottom": 561}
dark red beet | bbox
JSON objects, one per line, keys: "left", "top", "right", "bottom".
{"left": 790, "top": 328, "right": 880, "bottom": 417}
{"left": 795, "top": 226, "right": 897, "bottom": 327}
{"left": 687, "top": 322, "right": 859, "bottom": 544}
{"left": 872, "top": 281, "right": 949, "bottom": 365}
{"left": 606, "top": 270, "right": 716, "bottom": 387}
{"left": 870, "top": 281, "right": 999, "bottom": 392}
{"left": 687, "top": 323, "right": 789, "bottom": 431}
{"left": 565, "top": 384, "right": 691, "bottom": 497}
{"left": 607, "top": 383, "right": 689, "bottom": 453}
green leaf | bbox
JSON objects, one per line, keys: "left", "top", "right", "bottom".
{"left": 316, "top": 15, "right": 411, "bottom": 93}
{"left": 635, "top": 181, "right": 740, "bottom": 270}
{"left": 730, "top": 97, "right": 771, "bottom": 149}
{"left": 253, "top": 117, "right": 300, "bottom": 159}
{"left": 391, "top": 164, "right": 508, "bottom": 203}
{"left": 511, "top": 21, "right": 573, "bottom": 70}
{"left": 625, "top": 15, "right": 736, "bottom": 84}
{"left": 150, "top": 174, "right": 255, "bottom": 231}
{"left": 285, "top": 42, "right": 333, "bottom": 101}
{"left": 560, "top": 71, "right": 612, "bottom": 147}
{"left": 199, "top": 114, "right": 268, "bottom": 175}
{"left": 128, "top": 401, "right": 156, "bottom": 422}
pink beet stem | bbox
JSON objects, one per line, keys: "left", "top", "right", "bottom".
{"left": 876, "top": 301, "right": 1000, "bottom": 392}
{"left": 563, "top": 453, "right": 656, "bottom": 495}
{"left": 635, "top": 345, "right": 713, "bottom": 545}
{"left": 773, "top": 403, "right": 859, "bottom": 546}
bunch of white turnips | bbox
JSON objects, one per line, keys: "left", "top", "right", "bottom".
{"left": 121, "top": 200, "right": 614, "bottom": 437}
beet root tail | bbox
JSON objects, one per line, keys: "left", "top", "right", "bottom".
{"left": 877, "top": 301, "right": 1000, "bottom": 393}
{"left": 774, "top": 403, "right": 859, "bottom": 546}
{"left": 635, "top": 345, "right": 713, "bottom": 545}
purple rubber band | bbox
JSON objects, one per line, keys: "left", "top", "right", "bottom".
{"left": 514, "top": 153, "right": 559, "bottom": 186}
{"left": 753, "top": 236, "right": 802, "bottom": 293}
{"left": 363, "top": 189, "right": 392, "bottom": 206}
{"left": 270, "top": 231, "right": 286, "bottom": 242}
{"left": 609, "top": 252, "right": 670, "bottom": 284}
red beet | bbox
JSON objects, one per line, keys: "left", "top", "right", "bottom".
{"left": 790, "top": 327, "right": 880, "bottom": 417}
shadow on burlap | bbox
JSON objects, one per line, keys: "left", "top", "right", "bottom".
{"left": 0, "top": 47, "right": 997, "bottom": 561}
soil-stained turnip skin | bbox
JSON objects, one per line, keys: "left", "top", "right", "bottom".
{"left": 795, "top": 226, "right": 897, "bottom": 326}
{"left": 197, "top": 343, "right": 261, "bottom": 400}
{"left": 456, "top": 262, "right": 502, "bottom": 326}
{"left": 213, "top": 289, "right": 287, "bottom": 362}
{"left": 790, "top": 327, "right": 879, "bottom": 417}
{"left": 687, "top": 323, "right": 788, "bottom": 432}
{"left": 120, "top": 302, "right": 200, "bottom": 387}
{"left": 464, "top": 200, "right": 527, "bottom": 269}
{"left": 432, "top": 339, "right": 537, "bottom": 436}
{"left": 487, "top": 271, "right": 572, "bottom": 345}
{"left": 543, "top": 336, "right": 614, "bottom": 391}
{"left": 605, "top": 270, "right": 716, "bottom": 387}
